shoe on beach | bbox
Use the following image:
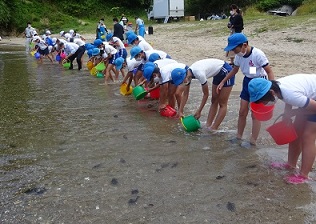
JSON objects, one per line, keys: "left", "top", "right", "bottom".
{"left": 284, "top": 174, "right": 310, "bottom": 184}
{"left": 270, "top": 162, "right": 293, "bottom": 170}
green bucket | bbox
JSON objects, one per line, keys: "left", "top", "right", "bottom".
{"left": 132, "top": 85, "right": 147, "bottom": 100}
{"left": 63, "top": 62, "right": 71, "bottom": 69}
{"left": 95, "top": 62, "right": 106, "bottom": 71}
{"left": 181, "top": 115, "right": 201, "bottom": 132}
{"left": 96, "top": 72, "right": 104, "bottom": 78}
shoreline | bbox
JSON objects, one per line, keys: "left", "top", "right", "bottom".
{"left": 1, "top": 21, "right": 315, "bottom": 92}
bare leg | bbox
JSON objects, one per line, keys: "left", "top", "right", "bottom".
{"left": 210, "top": 85, "right": 233, "bottom": 130}
{"left": 250, "top": 114, "right": 261, "bottom": 145}
{"left": 237, "top": 99, "right": 249, "bottom": 140}
{"left": 300, "top": 121, "right": 316, "bottom": 178}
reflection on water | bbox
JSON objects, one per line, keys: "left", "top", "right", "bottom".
{"left": 1, "top": 44, "right": 316, "bottom": 223}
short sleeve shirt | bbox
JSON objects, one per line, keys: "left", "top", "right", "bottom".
{"left": 189, "top": 59, "right": 224, "bottom": 85}
{"left": 234, "top": 47, "right": 269, "bottom": 78}
{"left": 278, "top": 74, "right": 316, "bottom": 108}
{"left": 159, "top": 63, "right": 187, "bottom": 84}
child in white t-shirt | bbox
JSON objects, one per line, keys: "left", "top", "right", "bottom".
{"left": 217, "top": 33, "right": 274, "bottom": 145}
{"left": 248, "top": 74, "right": 316, "bottom": 184}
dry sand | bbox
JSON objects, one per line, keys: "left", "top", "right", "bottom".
{"left": 2, "top": 19, "right": 315, "bottom": 90}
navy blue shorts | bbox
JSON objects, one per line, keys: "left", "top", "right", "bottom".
{"left": 213, "top": 62, "right": 235, "bottom": 87}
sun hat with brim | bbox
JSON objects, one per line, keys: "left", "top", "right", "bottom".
{"left": 148, "top": 53, "right": 160, "bottom": 62}
{"left": 114, "top": 57, "right": 124, "bottom": 70}
{"left": 130, "top": 46, "right": 142, "bottom": 60}
{"left": 143, "top": 62, "right": 156, "bottom": 82}
{"left": 127, "top": 33, "right": 138, "bottom": 45}
{"left": 224, "top": 33, "right": 248, "bottom": 52}
{"left": 106, "top": 33, "right": 114, "bottom": 42}
{"left": 92, "top": 48, "right": 100, "bottom": 56}
{"left": 171, "top": 68, "right": 187, "bottom": 86}
{"left": 248, "top": 78, "right": 272, "bottom": 102}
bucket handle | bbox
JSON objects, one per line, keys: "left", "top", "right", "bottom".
{"left": 273, "top": 114, "right": 294, "bottom": 126}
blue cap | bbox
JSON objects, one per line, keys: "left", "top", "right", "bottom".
{"left": 171, "top": 68, "right": 187, "bottom": 86}
{"left": 125, "top": 30, "right": 134, "bottom": 38}
{"left": 87, "top": 49, "right": 93, "bottom": 57}
{"left": 85, "top": 43, "right": 94, "bottom": 50}
{"left": 130, "top": 46, "right": 142, "bottom": 60}
{"left": 106, "top": 33, "right": 113, "bottom": 41}
{"left": 224, "top": 33, "right": 248, "bottom": 51}
{"left": 248, "top": 78, "right": 272, "bottom": 102}
{"left": 127, "top": 33, "right": 138, "bottom": 45}
{"left": 94, "top": 39, "right": 103, "bottom": 47}
{"left": 92, "top": 48, "right": 100, "bottom": 56}
{"left": 114, "top": 57, "right": 124, "bottom": 71}
{"left": 148, "top": 53, "right": 160, "bottom": 62}
{"left": 143, "top": 62, "right": 156, "bottom": 82}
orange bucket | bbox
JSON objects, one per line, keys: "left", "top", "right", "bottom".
{"left": 250, "top": 103, "right": 274, "bottom": 121}
{"left": 149, "top": 87, "right": 160, "bottom": 99}
{"left": 266, "top": 116, "right": 297, "bottom": 145}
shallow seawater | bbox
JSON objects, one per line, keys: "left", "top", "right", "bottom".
{"left": 1, "top": 44, "right": 316, "bottom": 223}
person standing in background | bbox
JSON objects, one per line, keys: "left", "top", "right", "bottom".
{"left": 135, "top": 16, "right": 145, "bottom": 38}
{"left": 113, "top": 17, "right": 124, "bottom": 42}
{"left": 24, "top": 22, "right": 36, "bottom": 52}
{"left": 96, "top": 18, "right": 108, "bottom": 40}
{"left": 226, "top": 4, "right": 244, "bottom": 65}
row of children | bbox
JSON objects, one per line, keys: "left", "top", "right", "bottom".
{"left": 27, "top": 23, "right": 316, "bottom": 184}
{"left": 118, "top": 32, "right": 316, "bottom": 185}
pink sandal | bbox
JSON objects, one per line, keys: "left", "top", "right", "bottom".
{"left": 270, "top": 162, "right": 293, "bottom": 170}
{"left": 284, "top": 174, "right": 310, "bottom": 184}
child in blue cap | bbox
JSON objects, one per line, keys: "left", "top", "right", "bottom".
{"left": 248, "top": 74, "right": 316, "bottom": 184}
{"left": 217, "top": 33, "right": 275, "bottom": 145}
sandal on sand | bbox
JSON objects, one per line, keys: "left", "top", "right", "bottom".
{"left": 284, "top": 174, "right": 310, "bottom": 184}
{"left": 270, "top": 162, "right": 293, "bottom": 170}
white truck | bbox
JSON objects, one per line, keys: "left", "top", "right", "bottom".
{"left": 147, "top": 0, "right": 184, "bottom": 23}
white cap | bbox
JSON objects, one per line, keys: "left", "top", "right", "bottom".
{"left": 45, "top": 30, "right": 51, "bottom": 35}
{"left": 52, "top": 37, "right": 57, "bottom": 44}
{"left": 33, "top": 30, "right": 38, "bottom": 35}
{"left": 64, "top": 33, "right": 71, "bottom": 39}
{"left": 59, "top": 31, "right": 65, "bottom": 36}
{"left": 69, "top": 29, "right": 74, "bottom": 34}
{"left": 32, "top": 36, "right": 40, "bottom": 41}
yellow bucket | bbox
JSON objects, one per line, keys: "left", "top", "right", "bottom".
{"left": 120, "top": 83, "right": 133, "bottom": 96}
{"left": 30, "top": 50, "right": 36, "bottom": 56}
{"left": 90, "top": 67, "right": 97, "bottom": 76}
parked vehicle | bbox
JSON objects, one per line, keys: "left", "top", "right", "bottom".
{"left": 147, "top": 0, "right": 184, "bottom": 23}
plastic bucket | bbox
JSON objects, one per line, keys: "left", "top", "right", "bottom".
{"left": 30, "top": 50, "right": 36, "bottom": 56}
{"left": 149, "top": 87, "right": 160, "bottom": 99}
{"left": 90, "top": 67, "right": 97, "bottom": 76}
{"left": 160, "top": 105, "right": 177, "bottom": 117}
{"left": 95, "top": 62, "right": 106, "bottom": 71}
{"left": 266, "top": 116, "right": 297, "bottom": 145}
{"left": 86, "top": 61, "right": 94, "bottom": 70}
{"left": 132, "top": 85, "right": 147, "bottom": 100}
{"left": 181, "top": 115, "right": 201, "bottom": 132}
{"left": 250, "top": 103, "right": 274, "bottom": 121}
{"left": 60, "top": 52, "right": 66, "bottom": 59}
{"left": 55, "top": 54, "right": 61, "bottom": 62}
{"left": 34, "top": 52, "right": 41, "bottom": 59}
{"left": 62, "top": 62, "right": 71, "bottom": 69}
{"left": 120, "top": 83, "right": 133, "bottom": 96}
{"left": 96, "top": 72, "right": 104, "bottom": 78}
